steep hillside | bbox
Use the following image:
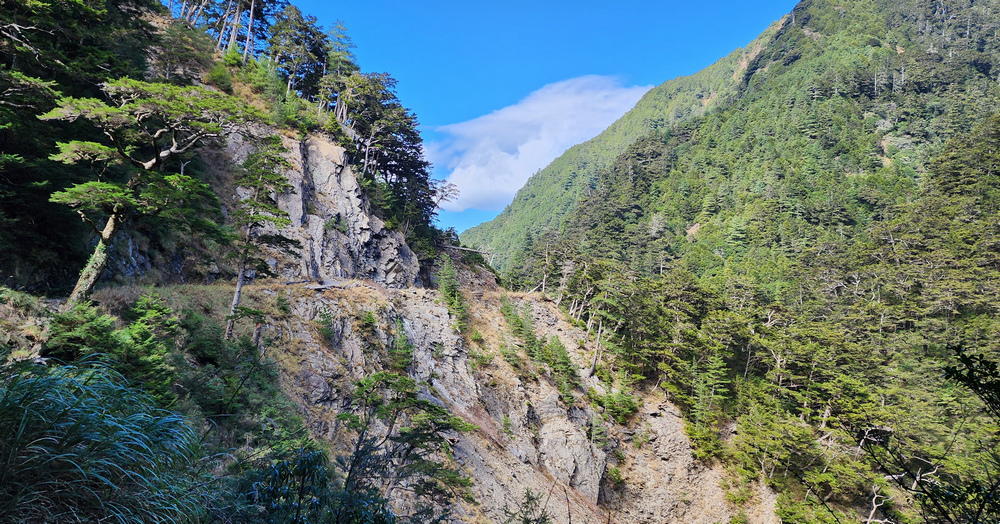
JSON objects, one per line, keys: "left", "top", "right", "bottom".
{"left": 1, "top": 128, "right": 781, "bottom": 523}
{"left": 493, "top": 0, "right": 1000, "bottom": 521}
{"left": 508, "top": 0, "right": 1000, "bottom": 289}
{"left": 236, "top": 132, "right": 777, "bottom": 523}
{"left": 460, "top": 17, "right": 789, "bottom": 270}
{"left": 273, "top": 269, "right": 772, "bottom": 523}
{"left": 467, "top": 0, "right": 1000, "bottom": 277}
{"left": 6, "top": 0, "right": 1000, "bottom": 522}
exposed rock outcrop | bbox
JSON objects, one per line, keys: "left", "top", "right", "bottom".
{"left": 264, "top": 273, "right": 776, "bottom": 523}
{"left": 223, "top": 131, "right": 421, "bottom": 288}
{"left": 99, "top": 126, "right": 776, "bottom": 523}
{"left": 99, "top": 130, "right": 420, "bottom": 289}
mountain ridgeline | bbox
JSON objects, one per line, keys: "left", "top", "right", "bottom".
{"left": 466, "top": 0, "right": 1000, "bottom": 521}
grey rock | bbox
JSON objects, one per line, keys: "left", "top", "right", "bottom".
{"left": 538, "top": 416, "right": 606, "bottom": 502}
{"left": 225, "top": 131, "right": 421, "bottom": 288}
{"left": 301, "top": 370, "right": 331, "bottom": 403}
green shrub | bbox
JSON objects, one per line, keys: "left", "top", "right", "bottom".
{"left": 324, "top": 214, "right": 349, "bottom": 234}
{"left": 590, "top": 388, "right": 640, "bottom": 424}
{"left": 360, "top": 310, "right": 378, "bottom": 329}
{"left": 43, "top": 303, "right": 118, "bottom": 361}
{"left": 179, "top": 309, "right": 223, "bottom": 364}
{"left": 729, "top": 512, "right": 751, "bottom": 524}
{"left": 686, "top": 423, "right": 724, "bottom": 461}
{"left": 222, "top": 49, "right": 242, "bottom": 67}
{"left": 389, "top": 319, "right": 413, "bottom": 371}
{"left": 45, "top": 295, "right": 179, "bottom": 405}
{"left": 607, "top": 465, "right": 625, "bottom": 488}
{"left": 500, "top": 344, "right": 521, "bottom": 368}
{"left": 275, "top": 294, "right": 291, "bottom": 315}
{"left": 114, "top": 294, "right": 179, "bottom": 403}
{"left": 468, "top": 347, "right": 493, "bottom": 371}
{"left": 316, "top": 308, "right": 337, "bottom": 343}
{"left": 206, "top": 62, "right": 232, "bottom": 93}
{"left": 0, "top": 287, "right": 43, "bottom": 314}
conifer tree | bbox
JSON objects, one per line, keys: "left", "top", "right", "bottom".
{"left": 316, "top": 20, "right": 358, "bottom": 117}
{"left": 40, "top": 79, "right": 263, "bottom": 304}
{"left": 268, "top": 5, "right": 327, "bottom": 97}
{"left": 338, "top": 72, "right": 437, "bottom": 238}
{"left": 438, "top": 254, "right": 467, "bottom": 331}
{"left": 337, "top": 371, "right": 476, "bottom": 520}
{"left": 225, "top": 134, "right": 297, "bottom": 340}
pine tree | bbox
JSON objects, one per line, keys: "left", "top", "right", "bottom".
{"left": 316, "top": 20, "right": 358, "bottom": 118}
{"left": 438, "top": 254, "right": 467, "bottom": 332}
{"left": 268, "top": 5, "right": 327, "bottom": 98}
{"left": 225, "top": 134, "right": 297, "bottom": 340}
{"left": 338, "top": 72, "right": 437, "bottom": 239}
{"left": 40, "top": 79, "right": 264, "bottom": 304}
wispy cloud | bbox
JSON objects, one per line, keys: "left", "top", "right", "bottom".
{"left": 425, "top": 75, "right": 652, "bottom": 212}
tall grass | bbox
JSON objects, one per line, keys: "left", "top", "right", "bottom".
{"left": 0, "top": 360, "right": 203, "bottom": 523}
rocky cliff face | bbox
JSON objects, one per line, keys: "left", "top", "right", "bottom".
{"left": 201, "top": 131, "right": 777, "bottom": 522}
{"left": 102, "top": 130, "right": 421, "bottom": 289}
{"left": 106, "top": 130, "right": 775, "bottom": 522}
{"left": 263, "top": 262, "right": 776, "bottom": 523}
{"left": 223, "top": 131, "right": 421, "bottom": 288}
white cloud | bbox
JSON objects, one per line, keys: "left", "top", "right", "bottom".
{"left": 425, "top": 75, "right": 652, "bottom": 212}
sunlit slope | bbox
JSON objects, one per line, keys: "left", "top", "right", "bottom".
{"left": 559, "top": 0, "right": 1000, "bottom": 281}
{"left": 460, "top": 17, "right": 789, "bottom": 269}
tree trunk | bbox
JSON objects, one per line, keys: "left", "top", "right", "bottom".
{"left": 252, "top": 322, "right": 263, "bottom": 347}
{"left": 226, "top": 6, "right": 241, "bottom": 52}
{"left": 242, "top": 0, "right": 255, "bottom": 64}
{"left": 224, "top": 265, "right": 246, "bottom": 340}
{"left": 587, "top": 320, "right": 603, "bottom": 378}
{"left": 361, "top": 129, "right": 380, "bottom": 177}
{"left": 67, "top": 213, "right": 122, "bottom": 306}
{"left": 216, "top": 0, "right": 234, "bottom": 49}
{"left": 189, "top": 0, "right": 209, "bottom": 24}
{"left": 335, "top": 97, "right": 348, "bottom": 124}
{"left": 216, "top": 18, "right": 227, "bottom": 49}
{"left": 541, "top": 246, "right": 548, "bottom": 295}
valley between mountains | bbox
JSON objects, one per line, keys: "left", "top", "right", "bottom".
{"left": 3, "top": 0, "right": 1000, "bottom": 522}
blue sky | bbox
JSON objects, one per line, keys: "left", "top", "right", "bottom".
{"left": 294, "top": 0, "right": 800, "bottom": 232}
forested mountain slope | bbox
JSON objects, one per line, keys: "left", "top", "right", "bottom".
{"left": 559, "top": 0, "right": 1000, "bottom": 279}
{"left": 5, "top": 0, "right": 1000, "bottom": 522}
{"left": 470, "top": 0, "right": 1000, "bottom": 276}
{"left": 489, "top": 0, "right": 1000, "bottom": 521}
{"left": 2, "top": 1, "right": 774, "bottom": 522}
{"left": 459, "top": 17, "right": 788, "bottom": 269}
